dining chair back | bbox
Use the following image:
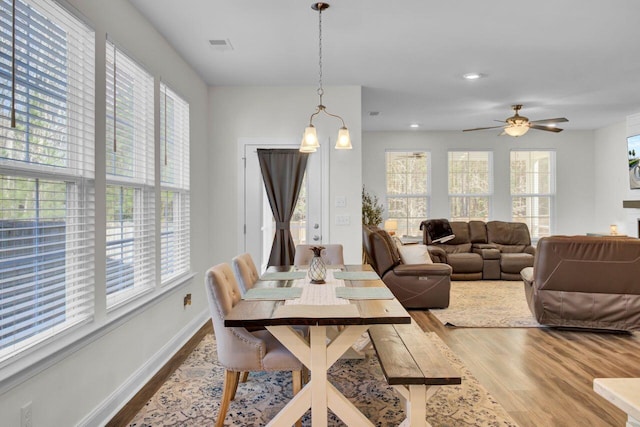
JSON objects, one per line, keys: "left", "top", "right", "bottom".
{"left": 232, "top": 252, "right": 260, "bottom": 294}
{"left": 293, "top": 244, "right": 345, "bottom": 266}
{"left": 205, "top": 263, "right": 303, "bottom": 427}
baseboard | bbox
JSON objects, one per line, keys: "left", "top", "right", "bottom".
{"left": 77, "top": 309, "right": 210, "bottom": 427}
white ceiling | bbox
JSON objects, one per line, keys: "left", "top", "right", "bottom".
{"left": 129, "top": 0, "right": 640, "bottom": 132}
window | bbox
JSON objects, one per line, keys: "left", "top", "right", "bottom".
{"left": 160, "top": 83, "right": 190, "bottom": 283}
{"left": 105, "top": 40, "right": 155, "bottom": 308}
{"left": 0, "top": 0, "right": 95, "bottom": 360}
{"left": 510, "top": 150, "right": 555, "bottom": 239}
{"left": 385, "top": 151, "right": 429, "bottom": 237}
{"left": 448, "top": 151, "right": 492, "bottom": 221}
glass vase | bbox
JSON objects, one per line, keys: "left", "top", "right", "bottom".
{"left": 308, "top": 246, "right": 326, "bottom": 284}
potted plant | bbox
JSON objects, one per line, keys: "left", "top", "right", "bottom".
{"left": 362, "top": 186, "right": 383, "bottom": 227}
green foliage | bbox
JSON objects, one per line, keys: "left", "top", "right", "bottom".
{"left": 362, "top": 186, "right": 383, "bottom": 226}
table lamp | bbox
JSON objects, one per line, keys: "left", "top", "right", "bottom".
{"left": 384, "top": 219, "right": 398, "bottom": 236}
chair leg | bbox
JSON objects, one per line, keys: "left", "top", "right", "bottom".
{"left": 292, "top": 370, "right": 303, "bottom": 427}
{"left": 229, "top": 370, "right": 242, "bottom": 401}
{"left": 217, "top": 370, "right": 240, "bottom": 427}
{"left": 240, "top": 371, "right": 249, "bottom": 383}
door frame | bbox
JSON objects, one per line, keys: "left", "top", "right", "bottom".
{"left": 236, "top": 137, "right": 329, "bottom": 264}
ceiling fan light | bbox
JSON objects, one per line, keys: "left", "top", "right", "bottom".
{"left": 504, "top": 124, "right": 530, "bottom": 137}
{"left": 335, "top": 127, "right": 352, "bottom": 149}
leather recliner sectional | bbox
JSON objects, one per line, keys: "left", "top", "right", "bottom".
{"left": 421, "top": 220, "right": 535, "bottom": 280}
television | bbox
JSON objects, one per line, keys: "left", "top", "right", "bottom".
{"left": 629, "top": 134, "right": 640, "bottom": 189}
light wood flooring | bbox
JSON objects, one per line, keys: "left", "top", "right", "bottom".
{"left": 412, "top": 310, "right": 640, "bottom": 427}
{"left": 111, "top": 314, "right": 640, "bottom": 426}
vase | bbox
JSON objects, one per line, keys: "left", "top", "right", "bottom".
{"left": 308, "top": 246, "right": 326, "bottom": 284}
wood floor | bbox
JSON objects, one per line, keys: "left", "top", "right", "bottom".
{"left": 411, "top": 310, "right": 640, "bottom": 427}
{"left": 112, "top": 314, "right": 640, "bottom": 426}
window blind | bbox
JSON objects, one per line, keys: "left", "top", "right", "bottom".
{"left": 0, "top": 0, "right": 95, "bottom": 361}
{"left": 159, "top": 83, "right": 190, "bottom": 283}
{"left": 105, "top": 40, "right": 155, "bottom": 308}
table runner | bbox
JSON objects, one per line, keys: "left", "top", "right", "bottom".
{"left": 285, "top": 269, "right": 349, "bottom": 306}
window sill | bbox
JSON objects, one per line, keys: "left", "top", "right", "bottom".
{"left": 0, "top": 272, "right": 195, "bottom": 395}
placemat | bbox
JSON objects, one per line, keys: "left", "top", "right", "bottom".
{"left": 333, "top": 271, "right": 380, "bottom": 281}
{"left": 242, "top": 287, "right": 303, "bottom": 300}
{"left": 260, "top": 271, "right": 308, "bottom": 281}
{"left": 335, "top": 287, "right": 394, "bottom": 300}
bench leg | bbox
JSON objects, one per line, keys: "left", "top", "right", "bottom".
{"left": 394, "top": 384, "right": 437, "bottom": 427}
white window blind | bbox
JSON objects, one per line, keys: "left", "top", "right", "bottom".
{"left": 105, "top": 40, "right": 155, "bottom": 308}
{"left": 385, "top": 151, "right": 429, "bottom": 238}
{"left": 0, "top": 0, "right": 95, "bottom": 361}
{"left": 159, "top": 83, "right": 190, "bottom": 283}
{"left": 510, "top": 150, "right": 555, "bottom": 239}
{"left": 448, "top": 151, "right": 492, "bottom": 221}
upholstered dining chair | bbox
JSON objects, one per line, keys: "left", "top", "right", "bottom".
{"left": 293, "top": 243, "right": 345, "bottom": 267}
{"left": 231, "top": 252, "right": 260, "bottom": 294}
{"left": 205, "top": 263, "right": 303, "bottom": 427}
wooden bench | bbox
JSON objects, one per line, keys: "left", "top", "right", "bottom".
{"left": 368, "top": 321, "right": 462, "bottom": 427}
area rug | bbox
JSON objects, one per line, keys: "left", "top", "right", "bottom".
{"left": 129, "top": 332, "right": 518, "bottom": 426}
{"left": 430, "top": 280, "right": 541, "bottom": 328}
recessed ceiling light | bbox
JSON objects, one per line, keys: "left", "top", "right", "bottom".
{"left": 410, "top": 124, "right": 419, "bottom": 128}
{"left": 462, "top": 72, "right": 484, "bottom": 80}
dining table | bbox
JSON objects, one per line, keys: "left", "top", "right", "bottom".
{"left": 224, "top": 264, "right": 412, "bottom": 426}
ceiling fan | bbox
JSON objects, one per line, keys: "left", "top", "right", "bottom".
{"left": 463, "top": 105, "right": 568, "bottom": 137}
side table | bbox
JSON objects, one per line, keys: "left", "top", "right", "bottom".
{"left": 594, "top": 378, "right": 640, "bottom": 427}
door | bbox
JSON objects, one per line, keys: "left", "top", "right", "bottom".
{"left": 240, "top": 139, "right": 327, "bottom": 272}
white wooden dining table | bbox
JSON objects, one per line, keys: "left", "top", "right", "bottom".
{"left": 224, "top": 264, "right": 411, "bottom": 426}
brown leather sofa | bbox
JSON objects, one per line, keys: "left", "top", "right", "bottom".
{"left": 422, "top": 220, "right": 535, "bottom": 280}
{"left": 521, "top": 236, "right": 640, "bottom": 331}
{"left": 362, "top": 225, "right": 452, "bottom": 309}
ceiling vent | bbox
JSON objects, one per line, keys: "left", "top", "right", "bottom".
{"left": 208, "top": 39, "right": 234, "bottom": 51}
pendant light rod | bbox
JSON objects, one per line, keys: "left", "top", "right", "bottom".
{"left": 300, "top": 2, "right": 352, "bottom": 152}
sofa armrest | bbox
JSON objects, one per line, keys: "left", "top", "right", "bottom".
{"left": 524, "top": 246, "right": 536, "bottom": 256}
{"left": 393, "top": 263, "right": 452, "bottom": 276}
{"left": 520, "top": 266, "right": 534, "bottom": 285}
{"left": 473, "top": 247, "right": 501, "bottom": 260}
{"left": 473, "top": 243, "right": 497, "bottom": 250}
{"left": 426, "top": 245, "right": 447, "bottom": 263}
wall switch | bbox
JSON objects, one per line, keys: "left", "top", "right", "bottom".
{"left": 335, "top": 196, "right": 346, "bottom": 208}
{"left": 21, "top": 402, "right": 32, "bottom": 427}
{"left": 335, "top": 215, "right": 351, "bottom": 226}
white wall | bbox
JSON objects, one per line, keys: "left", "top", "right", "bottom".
{"left": 594, "top": 117, "right": 640, "bottom": 237}
{"left": 208, "top": 86, "right": 363, "bottom": 264}
{"left": 0, "top": 1, "right": 210, "bottom": 426}
{"left": 362, "top": 129, "right": 596, "bottom": 236}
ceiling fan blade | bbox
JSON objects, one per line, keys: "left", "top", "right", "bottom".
{"left": 530, "top": 124, "right": 563, "bottom": 133}
{"left": 463, "top": 125, "right": 505, "bottom": 132}
{"left": 529, "top": 117, "right": 569, "bottom": 125}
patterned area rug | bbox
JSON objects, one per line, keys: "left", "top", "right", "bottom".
{"left": 430, "top": 280, "right": 541, "bottom": 328}
{"left": 129, "top": 332, "right": 518, "bottom": 426}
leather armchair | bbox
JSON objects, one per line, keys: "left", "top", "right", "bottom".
{"left": 363, "top": 225, "right": 452, "bottom": 309}
{"left": 522, "top": 236, "right": 640, "bottom": 331}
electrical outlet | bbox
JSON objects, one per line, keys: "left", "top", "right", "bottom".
{"left": 183, "top": 293, "right": 192, "bottom": 307}
{"left": 21, "top": 402, "right": 32, "bottom": 427}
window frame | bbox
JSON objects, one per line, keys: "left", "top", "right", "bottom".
{"left": 447, "top": 150, "right": 493, "bottom": 222}
{"left": 509, "top": 149, "right": 556, "bottom": 241}
{"left": 384, "top": 150, "right": 430, "bottom": 238}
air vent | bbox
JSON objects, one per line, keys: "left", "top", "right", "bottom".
{"left": 368, "top": 111, "right": 380, "bottom": 116}
{"left": 208, "top": 39, "right": 234, "bottom": 51}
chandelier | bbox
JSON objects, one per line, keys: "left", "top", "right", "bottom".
{"left": 300, "top": 2, "right": 352, "bottom": 153}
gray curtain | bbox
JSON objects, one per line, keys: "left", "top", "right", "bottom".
{"left": 257, "top": 149, "right": 309, "bottom": 267}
